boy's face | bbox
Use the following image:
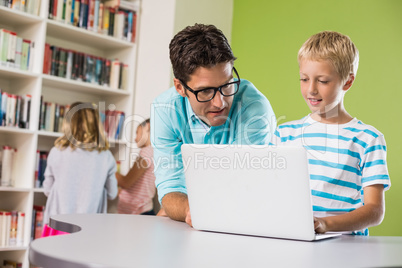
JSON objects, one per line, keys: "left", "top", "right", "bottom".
{"left": 174, "top": 62, "right": 234, "bottom": 127}
{"left": 299, "top": 59, "right": 353, "bottom": 121}
{"left": 135, "top": 124, "right": 150, "bottom": 148}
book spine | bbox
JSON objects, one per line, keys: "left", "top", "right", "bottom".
{"left": 21, "top": 39, "right": 30, "bottom": 71}
{"left": 73, "top": 0, "right": 80, "bottom": 26}
{"left": 66, "top": 50, "right": 73, "bottom": 79}
{"left": 16, "top": 212, "right": 25, "bottom": 246}
{"left": 34, "top": 150, "right": 40, "bottom": 187}
{"left": 87, "top": 0, "right": 95, "bottom": 30}
{"left": 93, "top": 0, "right": 99, "bottom": 32}
{"left": 110, "top": 58, "right": 120, "bottom": 89}
{"left": 102, "top": 6, "right": 109, "bottom": 35}
{"left": 1, "top": 30, "right": 10, "bottom": 64}
{"left": 1, "top": 92, "right": 8, "bottom": 126}
{"left": 98, "top": 3, "right": 103, "bottom": 33}
{"left": 48, "top": 0, "right": 54, "bottom": 19}
{"left": 56, "top": 0, "right": 64, "bottom": 21}
{"left": 7, "top": 32, "right": 17, "bottom": 67}
{"left": 65, "top": 0, "right": 73, "bottom": 24}
{"left": 1, "top": 146, "right": 13, "bottom": 187}
{"left": 14, "top": 36, "right": 22, "bottom": 69}
{"left": 9, "top": 211, "right": 18, "bottom": 246}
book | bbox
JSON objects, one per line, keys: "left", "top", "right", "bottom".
{"left": 65, "top": 0, "right": 73, "bottom": 24}
{"left": 28, "top": 40, "right": 35, "bottom": 71}
{"left": 1, "top": 92, "right": 8, "bottom": 126}
{"left": 93, "top": 0, "right": 100, "bottom": 32}
{"left": 98, "top": 2, "right": 103, "bottom": 33}
{"left": 0, "top": 29, "right": 10, "bottom": 64}
{"left": 56, "top": 0, "right": 64, "bottom": 21}
{"left": 73, "top": 0, "right": 80, "bottom": 26}
{"left": 8, "top": 211, "right": 18, "bottom": 246}
{"left": 108, "top": 7, "right": 115, "bottom": 36}
{"left": 109, "top": 58, "right": 120, "bottom": 89}
{"left": 0, "top": 211, "right": 6, "bottom": 246}
{"left": 102, "top": 6, "right": 110, "bottom": 35}
{"left": 7, "top": 31, "right": 17, "bottom": 67}
{"left": 33, "top": 206, "right": 44, "bottom": 239}
{"left": 48, "top": 0, "right": 54, "bottom": 19}
{"left": 19, "top": 94, "right": 31, "bottom": 128}
{"left": 113, "top": 11, "right": 125, "bottom": 39}
{"left": 87, "top": 0, "right": 95, "bottom": 31}
{"left": 1, "top": 146, "right": 14, "bottom": 186}
{"left": 58, "top": 48, "right": 67, "bottom": 78}
{"left": 20, "top": 39, "right": 30, "bottom": 71}
{"left": 15, "top": 37, "right": 23, "bottom": 69}
{"left": 66, "top": 49, "right": 73, "bottom": 79}
{"left": 119, "top": 64, "right": 128, "bottom": 90}
{"left": 79, "top": 0, "right": 88, "bottom": 28}
{"left": 16, "top": 211, "right": 25, "bottom": 246}
{"left": 34, "top": 150, "right": 40, "bottom": 187}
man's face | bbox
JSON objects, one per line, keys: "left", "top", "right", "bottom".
{"left": 174, "top": 62, "right": 234, "bottom": 127}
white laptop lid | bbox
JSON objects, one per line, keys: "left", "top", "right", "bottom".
{"left": 182, "top": 144, "right": 337, "bottom": 241}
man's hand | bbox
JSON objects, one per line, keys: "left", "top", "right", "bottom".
{"left": 161, "top": 192, "right": 193, "bottom": 227}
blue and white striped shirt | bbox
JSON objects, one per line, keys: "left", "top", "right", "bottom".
{"left": 272, "top": 115, "right": 390, "bottom": 235}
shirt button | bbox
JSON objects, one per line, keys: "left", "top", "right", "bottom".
{"left": 207, "top": 132, "right": 210, "bottom": 135}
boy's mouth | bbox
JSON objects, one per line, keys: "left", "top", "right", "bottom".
{"left": 308, "top": 98, "right": 322, "bottom": 106}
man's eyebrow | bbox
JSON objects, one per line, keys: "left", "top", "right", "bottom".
{"left": 194, "top": 75, "right": 234, "bottom": 91}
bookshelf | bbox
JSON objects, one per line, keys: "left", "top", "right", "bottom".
{"left": 0, "top": 0, "right": 140, "bottom": 266}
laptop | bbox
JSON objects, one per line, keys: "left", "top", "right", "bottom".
{"left": 181, "top": 144, "right": 341, "bottom": 241}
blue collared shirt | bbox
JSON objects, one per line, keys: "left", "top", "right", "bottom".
{"left": 151, "top": 79, "right": 276, "bottom": 202}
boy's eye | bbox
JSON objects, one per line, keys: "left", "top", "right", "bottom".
{"left": 319, "top": 80, "right": 329, "bottom": 84}
{"left": 300, "top": 78, "right": 308, "bottom": 82}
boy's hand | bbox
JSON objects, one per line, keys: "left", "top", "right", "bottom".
{"left": 314, "top": 217, "right": 328, "bottom": 234}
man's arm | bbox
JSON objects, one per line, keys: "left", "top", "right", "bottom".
{"left": 116, "top": 156, "right": 148, "bottom": 189}
{"left": 161, "top": 192, "right": 192, "bottom": 226}
{"left": 314, "top": 184, "right": 385, "bottom": 233}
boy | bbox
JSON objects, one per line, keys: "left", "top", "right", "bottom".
{"left": 272, "top": 31, "right": 390, "bottom": 235}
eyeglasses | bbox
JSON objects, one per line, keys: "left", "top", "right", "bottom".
{"left": 179, "top": 67, "right": 241, "bottom": 103}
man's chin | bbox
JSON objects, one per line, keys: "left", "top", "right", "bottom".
{"left": 208, "top": 115, "right": 228, "bottom": 127}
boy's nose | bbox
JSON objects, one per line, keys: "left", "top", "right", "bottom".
{"left": 308, "top": 81, "right": 318, "bottom": 95}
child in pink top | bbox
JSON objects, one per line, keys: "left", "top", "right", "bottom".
{"left": 117, "top": 119, "right": 156, "bottom": 215}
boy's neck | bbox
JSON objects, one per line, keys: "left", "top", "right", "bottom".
{"left": 310, "top": 109, "right": 353, "bottom": 124}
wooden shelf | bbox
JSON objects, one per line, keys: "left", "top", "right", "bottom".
{"left": 42, "top": 74, "right": 130, "bottom": 97}
{"left": 0, "top": 6, "right": 42, "bottom": 25}
{"left": 46, "top": 19, "right": 135, "bottom": 50}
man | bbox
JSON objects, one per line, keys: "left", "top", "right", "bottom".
{"left": 151, "top": 24, "right": 276, "bottom": 226}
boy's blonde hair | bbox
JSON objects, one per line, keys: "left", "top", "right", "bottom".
{"left": 55, "top": 102, "right": 109, "bottom": 152}
{"left": 298, "top": 31, "right": 359, "bottom": 82}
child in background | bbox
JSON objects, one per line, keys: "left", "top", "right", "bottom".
{"left": 272, "top": 31, "right": 390, "bottom": 235}
{"left": 117, "top": 118, "right": 157, "bottom": 215}
{"left": 42, "top": 102, "right": 118, "bottom": 236}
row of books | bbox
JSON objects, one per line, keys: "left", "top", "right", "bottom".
{"left": 48, "top": 0, "right": 137, "bottom": 43}
{"left": 0, "top": 90, "right": 31, "bottom": 129}
{"left": 0, "top": 0, "right": 40, "bottom": 16}
{"left": 43, "top": 44, "right": 129, "bottom": 90}
{"left": 34, "top": 151, "right": 48, "bottom": 188}
{"left": 2, "top": 259, "right": 23, "bottom": 268}
{"left": 0, "top": 145, "right": 17, "bottom": 187}
{"left": 0, "top": 29, "right": 34, "bottom": 71}
{"left": 101, "top": 109, "right": 125, "bottom": 140}
{"left": 0, "top": 210, "right": 25, "bottom": 247}
{"left": 31, "top": 205, "right": 44, "bottom": 240}
{"left": 39, "top": 98, "right": 70, "bottom": 133}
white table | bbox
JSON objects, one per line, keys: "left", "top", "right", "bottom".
{"left": 29, "top": 214, "right": 402, "bottom": 268}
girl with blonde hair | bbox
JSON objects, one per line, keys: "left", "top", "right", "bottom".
{"left": 42, "top": 102, "right": 118, "bottom": 236}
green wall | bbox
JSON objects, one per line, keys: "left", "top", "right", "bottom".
{"left": 232, "top": 0, "right": 402, "bottom": 236}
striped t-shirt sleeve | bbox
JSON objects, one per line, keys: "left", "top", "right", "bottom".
{"left": 361, "top": 135, "right": 390, "bottom": 190}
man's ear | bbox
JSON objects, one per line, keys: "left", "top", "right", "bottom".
{"left": 343, "top": 74, "right": 355, "bottom": 91}
{"left": 174, "top": 78, "right": 187, "bottom": 97}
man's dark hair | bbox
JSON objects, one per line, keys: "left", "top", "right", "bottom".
{"left": 169, "top": 23, "right": 236, "bottom": 83}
